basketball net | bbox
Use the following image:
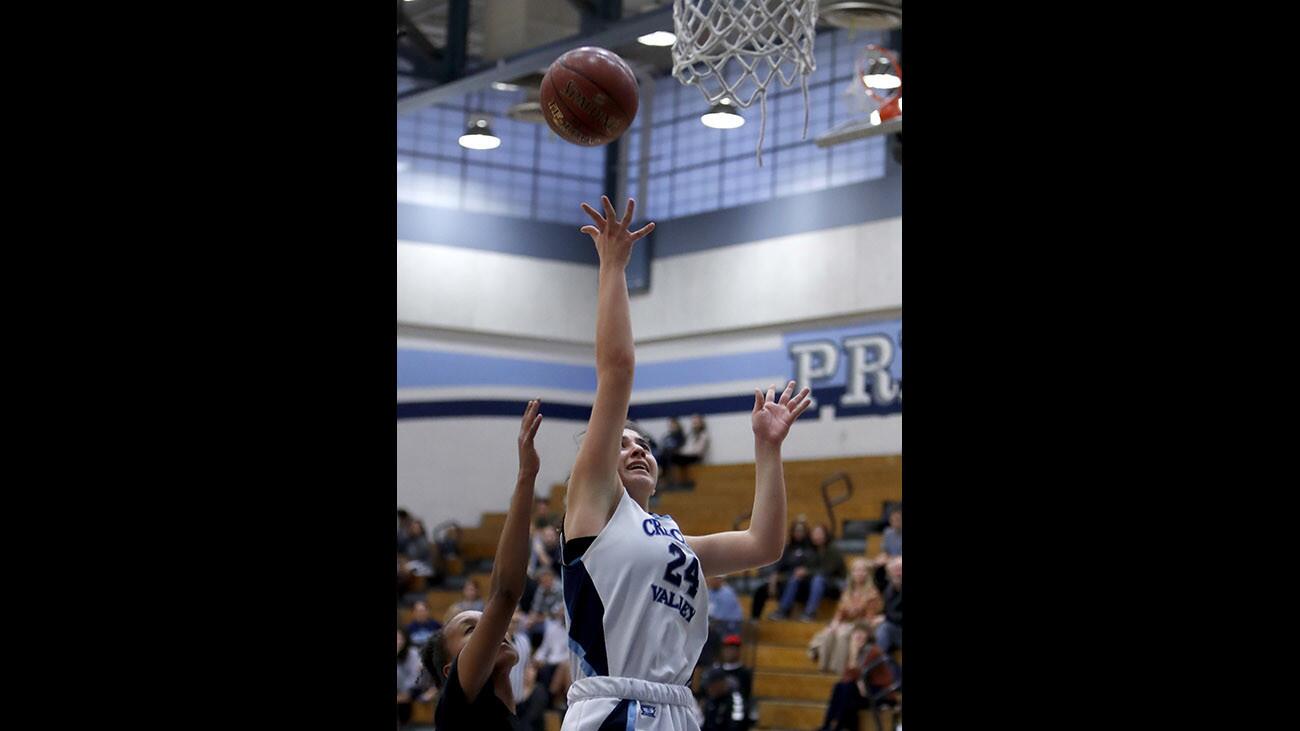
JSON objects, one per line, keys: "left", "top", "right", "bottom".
{"left": 672, "top": 0, "right": 819, "bottom": 166}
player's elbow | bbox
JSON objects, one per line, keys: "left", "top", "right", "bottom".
{"left": 598, "top": 350, "right": 635, "bottom": 378}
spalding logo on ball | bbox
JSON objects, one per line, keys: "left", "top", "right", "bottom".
{"left": 540, "top": 47, "right": 639, "bottom": 147}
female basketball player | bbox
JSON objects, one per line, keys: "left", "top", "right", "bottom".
{"left": 561, "top": 196, "right": 812, "bottom": 730}
{"left": 421, "top": 400, "right": 544, "bottom": 730}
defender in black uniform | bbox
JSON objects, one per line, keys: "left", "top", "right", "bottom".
{"left": 420, "top": 401, "right": 544, "bottom": 730}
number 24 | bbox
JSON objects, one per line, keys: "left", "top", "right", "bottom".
{"left": 663, "top": 543, "right": 700, "bottom": 598}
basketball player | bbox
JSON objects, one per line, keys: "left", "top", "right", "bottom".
{"left": 420, "top": 400, "right": 544, "bottom": 730}
{"left": 561, "top": 196, "right": 812, "bottom": 729}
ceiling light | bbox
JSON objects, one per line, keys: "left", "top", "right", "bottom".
{"left": 638, "top": 31, "right": 676, "bottom": 46}
{"left": 701, "top": 101, "right": 745, "bottom": 129}
{"left": 862, "top": 73, "right": 902, "bottom": 90}
{"left": 458, "top": 118, "right": 501, "bottom": 150}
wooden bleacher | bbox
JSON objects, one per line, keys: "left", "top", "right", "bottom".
{"left": 404, "top": 455, "right": 901, "bottom": 730}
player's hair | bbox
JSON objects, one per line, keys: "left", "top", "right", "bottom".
{"left": 421, "top": 629, "right": 450, "bottom": 690}
{"left": 575, "top": 420, "right": 654, "bottom": 447}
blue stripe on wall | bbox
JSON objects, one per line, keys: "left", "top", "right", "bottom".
{"left": 397, "top": 348, "right": 790, "bottom": 391}
{"left": 397, "top": 349, "right": 597, "bottom": 390}
{"left": 395, "top": 384, "right": 900, "bottom": 422}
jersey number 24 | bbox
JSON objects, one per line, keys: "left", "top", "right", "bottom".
{"left": 663, "top": 543, "right": 700, "bottom": 598}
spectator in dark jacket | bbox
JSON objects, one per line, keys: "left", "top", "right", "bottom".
{"left": 405, "top": 601, "right": 442, "bottom": 649}
{"left": 771, "top": 523, "right": 845, "bottom": 621}
{"left": 699, "top": 666, "right": 753, "bottom": 731}
{"left": 751, "top": 519, "right": 813, "bottom": 619}
{"left": 872, "top": 557, "right": 902, "bottom": 654}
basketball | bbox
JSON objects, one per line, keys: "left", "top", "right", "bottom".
{"left": 540, "top": 46, "right": 639, "bottom": 147}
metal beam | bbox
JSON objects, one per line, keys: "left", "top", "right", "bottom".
{"left": 398, "top": 4, "right": 672, "bottom": 114}
{"left": 444, "top": 0, "right": 471, "bottom": 82}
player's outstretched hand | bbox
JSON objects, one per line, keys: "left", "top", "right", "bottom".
{"left": 518, "top": 399, "right": 543, "bottom": 477}
{"left": 580, "top": 195, "right": 655, "bottom": 269}
{"left": 752, "top": 380, "right": 812, "bottom": 447}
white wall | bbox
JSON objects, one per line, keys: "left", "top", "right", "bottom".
{"left": 396, "top": 217, "right": 901, "bottom": 529}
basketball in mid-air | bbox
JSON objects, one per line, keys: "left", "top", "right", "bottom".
{"left": 540, "top": 47, "right": 639, "bottom": 147}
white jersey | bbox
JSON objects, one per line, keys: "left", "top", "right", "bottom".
{"left": 561, "top": 488, "right": 710, "bottom": 687}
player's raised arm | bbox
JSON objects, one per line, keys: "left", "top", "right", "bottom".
{"left": 454, "top": 400, "right": 543, "bottom": 701}
{"left": 564, "top": 196, "right": 655, "bottom": 539}
{"left": 686, "top": 381, "right": 812, "bottom": 576}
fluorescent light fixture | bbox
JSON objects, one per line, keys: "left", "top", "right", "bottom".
{"left": 458, "top": 118, "right": 501, "bottom": 150}
{"left": 701, "top": 101, "right": 745, "bottom": 129}
{"left": 870, "top": 110, "right": 882, "bottom": 125}
{"left": 638, "top": 31, "right": 676, "bottom": 46}
{"left": 491, "top": 81, "right": 520, "bottom": 91}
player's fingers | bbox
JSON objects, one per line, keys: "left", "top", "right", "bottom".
{"left": 621, "top": 198, "right": 636, "bottom": 227}
{"left": 581, "top": 203, "right": 606, "bottom": 227}
{"left": 629, "top": 222, "right": 656, "bottom": 241}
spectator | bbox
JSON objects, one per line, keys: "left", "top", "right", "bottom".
{"left": 709, "top": 576, "right": 745, "bottom": 634}
{"left": 531, "top": 496, "right": 562, "bottom": 531}
{"left": 712, "top": 634, "right": 755, "bottom": 709}
{"left": 402, "top": 519, "right": 439, "bottom": 582}
{"left": 405, "top": 601, "right": 442, "bottom": 649}
{"left": 882, "top": 507, "right": 901, "bottom": 558}
{"left": 700, "top": 576, "right": 745, "bottom": 667}
{"left": 770, "top": 523, "right": 845, "bottom": 622}
{"left": 436, "top": 523, "right": 463, "bottom": 563}
{"left": 873, "top": 557, "right": 902, "bottom": 655}
{"left": 529, "top": 525, "right": 563, "bottom": 577}
{"left": 751, "top": 518, "right": 813, "bottom": 619}
{"left": 698, "top": 666, "right": 752, "bottom": 731}
{"left": 397, "top": 553, "right": 415, "bottom": 600}
{"left": 526, "top": 568, "right": 563, "bottom": 650}
{"left": 817, "top": 624, "right": 898, "bottom": 731}
{"left": 654, "top": 417, "right": 686, "bottom": 487}
{"left": 444, "top": 578, "right": 485, "bottom": 623}
{"left": 397, "top": 628, "right": 424, "bottom": 726}
{"left": 397, "top": 509, "right": 414, "bottom": 554}
{"left": 507, "top": 611, "right": 532, "bottom": 709}
{"left": 669, "top": 414, "right": 711, "bottom": 485}
{"left": 514, "top": 662, "right": 550, "bottom": 731}
{"left": 532, "top": 603, "right": 572, "bottom": 709}
{"left": 809, "top": 558, "right": 882, "bottom": 673}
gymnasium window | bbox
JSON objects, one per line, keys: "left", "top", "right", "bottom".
{"left": 396, "top": 27, "right": 891, "bottom": 226}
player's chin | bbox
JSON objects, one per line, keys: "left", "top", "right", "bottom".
{"left": 497, "top": 644, "right": 519, "bottom": 666}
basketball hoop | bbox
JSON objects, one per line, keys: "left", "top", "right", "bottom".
{"left": 672, "top": 0, "right": 819, "bottom": 165}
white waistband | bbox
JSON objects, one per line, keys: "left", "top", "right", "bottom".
{"left": 567, "top": 676, "right": 695, "bottom": 707}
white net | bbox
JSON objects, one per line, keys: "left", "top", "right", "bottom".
{"left": 671, "top": 0, "right": 819, "bottom": 165}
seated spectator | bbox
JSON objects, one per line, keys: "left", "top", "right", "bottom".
{"left": 531, "top": 496, "right": 562, "bottom": 531}
{"left": 697, "top": 666, "right": 752, "bottom": 731}
{"left": 397, "top": 628, "right": 424, "bottom": 726}
{"left": 514, "top": 662, "right": 550, "bottom": 731}
{"left": 525, "top": 568, "right": 563, "bottom": 650}
{"left": 700, "top": 576, "right": 745, "bottom": 666}
{"left": 397, "top": 553, "right": 415, "bottom": 600}
{"left": 444, "top": 578, "right": 485, "bottom": 623}
{"left": 532, "top": 603, "right": 572, "bottom": 710}
{"left": 669, "top": 414, "right": 710, "bottom": 485}
{"left": 529, "top": 525, "right": 563, "bottom": 577}
{"left": 771, "top": 523, "right": 844, "bottom": 622}
{"left": 405, "top": 601, "right": 442, "bottom": 649}
{"left": 817, "top": 625, "right": 899, "bottom": 731}
{"left": 403, "top": 519, "right": 440, "bottom": 583}
{"left": 507, "top": 611, "right": 533, "bottom": 709}
{"left": 882, "top": 507, "right": 901, "bottom": 558}
{"left": 436, "top": 523, "right": 463, "bottom": 563}
{"left": 712, "top": 635, "right": 755, "bottom": 712}
{"left": 397, "top": 508, "right": 414, "bottom": 554}
{"left": 654, "top": 417, "right": 686, "bottom": 487}
{"left": 809, "top": 558, "right": 883, "bottom": 672}
{"left": 751, "top": 518, "right": 813, "bottom": 619}
{"left": 872, "top": 557, "right": 902, "bottom": 655}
